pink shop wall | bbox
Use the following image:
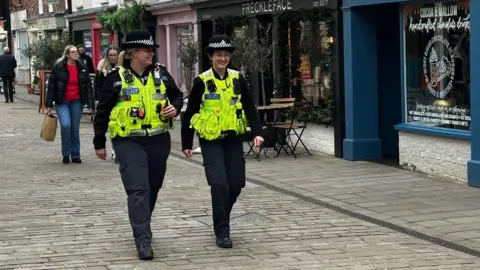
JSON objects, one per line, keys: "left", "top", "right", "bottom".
{"left": 153, "top": 5, "right": 199, "bottom": 91}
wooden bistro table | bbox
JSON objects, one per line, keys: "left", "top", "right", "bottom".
{"left": 249, "top": 102, "right": 294, "bottom": 160}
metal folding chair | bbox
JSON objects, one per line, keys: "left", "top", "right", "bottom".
{"left": 273, "top": 101, "right": 313, "bottom": 158}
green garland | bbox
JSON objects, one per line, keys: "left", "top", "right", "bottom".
{"left": 97, "top": 1, "right": 150, "bottom": 35}
{"left": 277, "top": 9, "right": 335, "bottom": 127}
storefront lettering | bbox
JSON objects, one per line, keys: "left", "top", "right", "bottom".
{"left": 420, "top": 5, "right": 457, "bottom": 18}
{"left": 241, "top": 0, "right": 293, "bottom": 15}
{"left": 408, "top": 4, "right": 469, "bottom": 32}
{"left": 408, "top": 103, "right": 470, "bottom": 127}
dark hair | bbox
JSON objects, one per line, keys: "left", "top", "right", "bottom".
{"left": 76, "top": 44, "right": 85, "bottom": 49}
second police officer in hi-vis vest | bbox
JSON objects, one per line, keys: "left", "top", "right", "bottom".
{"left": 182, "top": 35, "right": 265, "bottom": 248}
{"left": 93, "top": 30, "right": 183, "bottom": 260}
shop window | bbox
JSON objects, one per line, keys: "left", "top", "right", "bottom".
{"left": 17, "top": 31, "right": 29, "bottom": 68}
{"left": 83, "top": 31, "right": 93, "bottom": 58}
{"left": 176, "top": 24, "right": 195, "bottom": 93}
{"left": 296, "top": 20, "right": 333, "bottom": 106}
{"left": 100, "top": 32, "right": 111, "bottom": 58}
{"left": 403, "top": 0, "right": 470, "bottom": 130}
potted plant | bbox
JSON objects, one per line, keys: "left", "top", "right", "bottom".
{"left": 22, "top": 29, "right": 70, "bottom": 95}
{"left": 176, "top": 35, "right": 200, "bottom": 123}
{"left": 32, "top": 75, "right": 40, "bottom": 92}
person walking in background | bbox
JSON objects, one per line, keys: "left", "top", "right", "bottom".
{"left": 0, "top": 47, "right": 17, "bottom": 103}
{"left": 77, "top": 44, "right": 95, "bottom": 74}
{"left": 93, "top": 30, "right": 183, "bottom": 260}
{"left": 45, "top": 45, "right": 95, "bottom": 164}
{"left": 94, "top": 46, "right": 119, "bottom": 163}
{"left": 181, "top": 35, "right": 264, "bottom": 248}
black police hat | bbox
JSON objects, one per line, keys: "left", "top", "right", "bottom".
{"left": 123, "top": 29, "right": 159, "bottom": 49}
{"left": 205, "top": 35, "right": 235, "bottom": 54}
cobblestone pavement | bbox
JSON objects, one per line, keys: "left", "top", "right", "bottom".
{"left": 5, "top": 92, "right": 480, "bottom": 269}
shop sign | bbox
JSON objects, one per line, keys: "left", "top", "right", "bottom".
{"left": 47, "top": 0, "right": 59, "bottom": 4}
{"left": 403, "top": 0, "right": 470, "bottom": 130}
{"left": 37, "top": 17, "right": 57, "bottom": 31}
{"left": 198, "top": 0, "right": 332, "bottom": 21}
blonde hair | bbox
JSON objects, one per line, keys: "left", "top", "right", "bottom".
{"left": 99, "top": 46, "right": 119, "bottom": 75}
{"left": 56, "top": 45, "right": 76, "bottom": 63}
{"left": 117, "top": 48, "right": 144, "bottom": 67}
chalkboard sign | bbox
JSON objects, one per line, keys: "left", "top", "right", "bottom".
{"left": 39, "top": 70, "right": 96, "bottom": 113}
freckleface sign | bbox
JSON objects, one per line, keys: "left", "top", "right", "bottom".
{"left": 197, "top": 0, "right": 334, "bottom": 21}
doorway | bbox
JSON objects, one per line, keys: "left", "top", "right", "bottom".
{"left": 376, "top": 3, "right": 402, "bottom": 165}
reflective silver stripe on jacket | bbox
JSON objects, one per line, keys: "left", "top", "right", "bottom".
{"left": 127, "top": 126, "right": 168, "bottom": 137}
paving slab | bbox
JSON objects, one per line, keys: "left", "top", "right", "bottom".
{"left": 7, "top": 87, "right": 480, "bottom": 269}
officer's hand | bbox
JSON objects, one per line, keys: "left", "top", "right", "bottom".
{"left": 183, "top": 149, "right": 193, "bottom": 158}
{"left": 88, "top": 108, "right": 95, "bottom": 114}
{"left": 46, "top": 107, "right": 53, "bottom": 115}
{"left": 95, "top": 149, "right": 107, "bottom": 160}
{"left": 254, "top": 136, "right": 264, "bottom": 147}
{"left": 162, "top": 105, "right": 177, "bottom": 119}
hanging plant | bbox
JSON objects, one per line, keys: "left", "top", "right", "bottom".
{"left": 97, "top": 0, "right": 150, "bottom": 35}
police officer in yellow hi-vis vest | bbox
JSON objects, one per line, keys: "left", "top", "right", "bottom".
{"left": 92, "top": 30, "right": 183, "bottom": 260}
{"left": 181, "top": 35, "right": 264, "bottom": 248}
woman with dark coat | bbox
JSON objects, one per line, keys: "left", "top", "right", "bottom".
{"left": 46, "top": 45, "right": 95, "bottom": 164}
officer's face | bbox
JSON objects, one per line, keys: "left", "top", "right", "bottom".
{"left": 210, "top": 51, "right": 230, "bottom": 69}
{"left": 133, "top": 48, "right": 154, "bottom": 67}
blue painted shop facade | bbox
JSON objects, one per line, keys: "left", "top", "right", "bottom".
{"left": 341, "top": 0, "right": 477, "bottom": 184}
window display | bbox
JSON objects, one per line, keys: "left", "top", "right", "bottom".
{"left": 176, "top": 24, "right": 195, "bottom": 92}
{"left": 403, "top": 0, "right": 470, "bottom": 130}
{"left": 83, "top": 31, "right": 93, "bottom": 58}
{"left": 297, "top": 20, "right": 332, "bottom": 106}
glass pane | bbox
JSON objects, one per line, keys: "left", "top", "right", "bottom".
{"left": 403, "top": 0, "right": 470, "bottom": 130}
{"left": 297, "top": 19, "right": 333, "bottom": 106}
{"left": 176, "top": 24, "right": 195, "bottom": 93}
{"left": 18, "top": 31, "right": 28, "bottom": 67}
{"left": 83, "top": 32, "right": 93, "bottom": 58}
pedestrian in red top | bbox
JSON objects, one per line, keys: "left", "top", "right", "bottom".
{"left": 45, "top": 45, "right": 95, "bottom": 164}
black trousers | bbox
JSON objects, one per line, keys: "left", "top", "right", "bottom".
{"left": 200, "top": 138, "right": 246, "bottom": 238}
{"left": 2, "top": 77, "right": 13, "bottom": 102}
{"left": 113, "top": 132, "right": 171, "bottom": 246}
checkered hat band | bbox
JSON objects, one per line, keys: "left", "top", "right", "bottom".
{"left": 208, "top": 42, "right": 233, "bottom": 48}
{"left": 125, "top": 39, "right": 154, "bottom": 46}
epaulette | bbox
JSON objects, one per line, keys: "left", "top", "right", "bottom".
{"left": 155, "top": 63, "right": 166, "bottom": 71}
{"left": 107, "top": 68, "right": 118, "bottom": 74}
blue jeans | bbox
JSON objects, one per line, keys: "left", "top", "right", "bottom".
{"left": 56, "top": 99, "right": 83, "bottom": 158}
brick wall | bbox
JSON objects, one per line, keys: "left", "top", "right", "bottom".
{"left": 300, "top": 124, "right": 335, "bottom": 156}
{"left": 10, "top": 0, "right": 36, "bottom": 19}
{"left": 10, "top": 0, "right": 66, "bottom": 20}
{"left": 399, "top": 131, "right": 470, "bottom": 182}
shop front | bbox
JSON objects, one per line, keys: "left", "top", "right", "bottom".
{"left": 194, "top": 0, "right": 345, "bottom": 157}
{"left": 10, "top": 9, "right": 29, "bottom": 85}
{"left": 66, "top": 6, "right": 117, "bottom": 69}
{"left": 151, "top": 3, "right": 199, "bottom": 92}
{"left": 342, "top": 0, "right": 476, "bottom": 184}
{"left": 26, "top": 15, "right": 67, "bottom": 80}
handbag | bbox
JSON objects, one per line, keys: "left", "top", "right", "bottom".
{"left": 40, "top": 114, "right": 58, "bottom": 142}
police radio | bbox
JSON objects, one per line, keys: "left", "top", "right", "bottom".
{"left": 232, "top": 78, "right": 241, "bottom": 95}
{"left": 206, "top": 80, "right": 217, "bottom": 93}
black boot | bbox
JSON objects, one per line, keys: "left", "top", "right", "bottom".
{"left": 71, "top": 158, "right": 82, "bottom": 163}
{"left": 137, "top": 243, "right": 154, "bottom": 260}
{"left": 62, "top": 156, "right": 70, "bottom": 164}
{"left": 216, "top": 236, "right": 233, "bottom": 248}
